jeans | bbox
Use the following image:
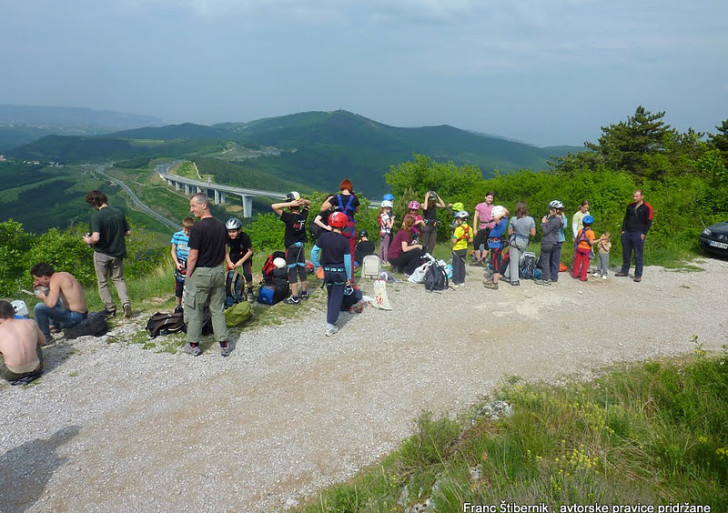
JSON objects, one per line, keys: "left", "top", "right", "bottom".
{"left": 540, "top": 244, "right": 554, "bottom": 281}
{"left": 378, "top": 233, "right": 391, "bottom": 263}
{"left": 550, "top": 242, "right": 563, "bottom": 282}
{"left": 34, "top": 303, "right": 87, "bottom": 337}
{"left": 324, "top": 269, "right": 347, "bottom": 326}
{"left": 93, "top": 252, "right": 130, "bottom": 312}
{"left": 621, "top": 231, "right": 645, "bottom": 277}
{"left": 452, "top": 249, "right": 467, "bottom": 284}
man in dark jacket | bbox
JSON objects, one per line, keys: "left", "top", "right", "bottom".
{"left": 616, "top": 189, "right": 653, "bottom": 282}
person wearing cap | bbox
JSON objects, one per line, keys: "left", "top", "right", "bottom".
{"left": 421, "top": 191, "right": 446, "bottom": 255}
{"left": 354, "top": 230, "right": 375, "bottom": 267}
{"left": 30, "top": 262, "right": 88, "bottom": 341}
{"left": 0, "top": 300, "right": 46, "bottom": 382}
{"left": 537, "top": 204, "right": 563, "bottom": 285}
{"left": 473, "top": 191, "right": 496, "bottom": 265}
{"left": 272, "top": 192, "right": 311, "bottom": 304}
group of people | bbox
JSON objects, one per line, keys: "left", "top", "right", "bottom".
{"left": 1, "top": 190, "right": 134, "bottom": 383}
{"left": 1, "top": 181, "right": 654, "bottom": 381}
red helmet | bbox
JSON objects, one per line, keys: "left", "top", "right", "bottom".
{"left": 328, "top": 211, "right": 347, "bottom": 229}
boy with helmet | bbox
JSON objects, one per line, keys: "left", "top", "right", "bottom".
{"left": 171, "top": 216, "right": 194, "bottom": 312}
{"left": 354, "top": 230, "right": 375, "bottom": 267}
{"left": 537, "top": 203, "right": 563, "bottom": 286}
{"left": 378, "top": 200, "right": 394, "bottom": 264}
{"left": 225, "top": 216, "right": 255, "bottom": 303}
{"left": 548, "top": 200, "right": 568, "bottom": 283}
{"left": 310, "top": 212, "right": 353, "bottom": 337}
{"left": 451, "top": 211, "right": 473, "bottom": 286}
{"left": 272, "top": 192, "right": 311, "bottom": 304}
{"left": 572, "top": 215, "right": 604, "bottom": 282}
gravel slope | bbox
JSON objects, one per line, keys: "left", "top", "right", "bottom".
{"left": 1, "top": 258, "right": 727, "bottom": 513}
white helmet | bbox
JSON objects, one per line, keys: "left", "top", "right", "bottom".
{"left": 549, "top": 200, "right": 564, "bottom": 210}
{"left": 381, "top": 200, "right": 393, "bottom": 208}
{"left": 273, "top": 257, "right": 286, "bottom": 269}
{"left": 225, "top": 217, "right": 242, "bottom": 230}
{"left": 11, "top": 300, "right": 29, "bottom": 317}
{"left": 455, "top": 210, "right": 469, "bottom": 219}
{"left": 491, "top": 205, "right": 506, "bottom": 219}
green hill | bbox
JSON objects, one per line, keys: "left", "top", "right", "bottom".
{"left": 7, "top": 110, "right": 580, "bottom": 197}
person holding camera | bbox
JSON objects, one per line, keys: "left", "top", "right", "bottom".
{"left": 421, "top": 191, "right": 446, "bottom": 255}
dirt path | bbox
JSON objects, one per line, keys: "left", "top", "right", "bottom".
{"left": 2, "top": 259, "right": 727, "bottom": 513}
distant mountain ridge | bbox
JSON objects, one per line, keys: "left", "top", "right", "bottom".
{"left": 6, "top": 110, "right": 581, "bottom": 196}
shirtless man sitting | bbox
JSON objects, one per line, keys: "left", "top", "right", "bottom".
{"left": 30, "top": 262, "right": 88, "bottom": 340}
{"left": 0, "top": 300, "right": 46, "bottom": 382}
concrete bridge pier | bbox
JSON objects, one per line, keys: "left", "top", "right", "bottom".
{"left": 241, "top": 195, "right": 253, "bottom": 218}
{"left": 214, "top": 190, "right": 226, "bottom": 205}
{"left": 184, "top": 184, "right": 192, "bottom": 195}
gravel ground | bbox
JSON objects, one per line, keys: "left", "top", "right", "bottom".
{"left": 1, "top": 258, "right": 727, "bottom": 513}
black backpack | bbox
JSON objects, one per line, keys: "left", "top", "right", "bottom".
{"left": 146, "top": 312, "right": 186, "bottom": 338}
{"left": 424, "top": 261, "right": 449, "bottom": 291}
{"left": 225, "top": 270, "right": 244, "bottom": 307}
{"left": 63, "top": 312, "right": 109, "bottom": 340}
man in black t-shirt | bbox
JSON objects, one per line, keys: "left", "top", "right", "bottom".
{"left": 184, "top": 193, "right": 233, "bottom": 357}
{"left": 272, "top": 192, "right": 311, "bottom": 305}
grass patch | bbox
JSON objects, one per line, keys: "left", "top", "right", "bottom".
{"left": 294, "top": 342, "right": 728, "bottom": 512}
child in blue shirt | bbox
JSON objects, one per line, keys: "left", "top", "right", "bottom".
{"left": 170, "top": 217, "right": 194, "bottom": 313}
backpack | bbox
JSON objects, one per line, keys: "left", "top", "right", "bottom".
{"left": 225, "top": 270, "right": 244, "bottom": 308}
{"left": 424, "top": 260, "right": 449, "bottom": 291}
{"left": 520, "top": 251, "right": 537, "bottom": 280}
{"left": 146, "top": 311, "right": 186, "bottom": 338}
{"left": 225, "top": 301, "right": 252, "bottom": 327}
{"left": 261, "top": 251, "right": 287, "bottom": 285}
{"left": 64, "top": 312, "right": 109, "bottom": 340}
{"left": 361, "top": 255, "right": 381, "bottom": 279}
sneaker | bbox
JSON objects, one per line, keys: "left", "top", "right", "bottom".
{"left": 220, "top": 340, "right": 236, "bottom": 357}
{"left": 174, "top": 305, "right": 184, "bottom": 314}
{"left": 535, "top": 279, "right": 552, "bottom": 286}
{"left": 510, "top": 281, "right": 520, "bottom": 287}
{"left": 122, "top": 303, "right": 132, "bottom": 319}
{"left": 325, "top": 326, "right": 339, "bottom": 337}
{"left": 615, "top": 271, "right": 629, "bottom": 277}
{"left": 285, "top": 296, "right": 300, "bottom": 305}
{"left": 100, "top": 309, "right": 116, "bottom": 318}
{"left": 247, "top": 291, "right": 256, "bottom": 303}
{"left": 602, "top": 275, "right": 607, "bottom": 280}
{"left": 301, "top": 291, "right": 310, "bottom": 301}
{"left": 183, "top": 343, "right": 201, "bottom": 356}
{"left": 483, "top": 281, "right": 498, "bottom": 290}
{"left": 592, "top": 271, "right": 600, "bottom": 277}
{"left": 634, "top": 276, "right": 642, "bottom": 283}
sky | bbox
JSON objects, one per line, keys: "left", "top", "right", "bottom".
{"left": 1, "top": 0, "right": 726, "bottom": 147}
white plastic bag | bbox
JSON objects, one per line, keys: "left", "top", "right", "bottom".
{"left": 372, "top": 279, "right": 392, "bottom": 310}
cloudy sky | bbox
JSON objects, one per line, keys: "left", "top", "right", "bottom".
{"left": 1, "top": 0, "right": 726, "bottom": 146}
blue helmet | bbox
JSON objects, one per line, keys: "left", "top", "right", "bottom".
{"left": 582, "top": 215, "right": 594, "bottom": 225}
{"left": 383, "top": 193, "right": 394, "bottom": 201}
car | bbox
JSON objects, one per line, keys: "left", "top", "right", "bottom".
{"left": 699, "top": 220, "right": 728, "bottom": 257}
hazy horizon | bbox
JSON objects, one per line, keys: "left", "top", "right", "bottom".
{"left": 2, "top": 0, "right": 726, "bottom": 147}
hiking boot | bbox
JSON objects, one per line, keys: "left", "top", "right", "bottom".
{"left": 285, "top": 296, "right": 300, "bottom": 305}
{"left": 220, "top": 340, "right": 236, "bottom": 357}
{"left": 183, "top": 342, "right": 201, "bottom": 356}
{"left": 483, "top": 281, "right": 498, "bottom": 290}
{"left": 325, "top": 326, "right": 339, "bottom": 337}
{"left": 633, "top": 276, "right": 642, "bottom": 283}
{"left": 174, "top": 305, "right": 184, "bottom": 314}
{"left": 122, "top": 303, "right": 132, "bottom": 319}
{"left": 100, "top": 309, "right": 116, "bottom": 318}
{"left": 615, "top": 271, "right": 629, "bottom": 277}
{"left": 510, "top": 281, "right": 520, "bottom": 287}
{"left": 300, "top": 291, "right": 310, "bottom": 301}
{"left": 246, "top": 290, "right": 255, "bottom": 303}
